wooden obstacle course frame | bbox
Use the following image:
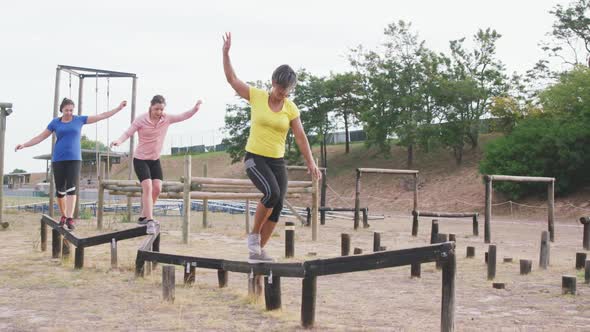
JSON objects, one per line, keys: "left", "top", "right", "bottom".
{"left": 40, "top": 214, "right": 148, "bottom": 269}
{"left": 355, "top": 168, "right": 419, "bottom": 230}
{"left": 484, "top": 175, "right": 555, "bottom": 243}
{"left": 135, "top": 237, "right": 456, "bottom": 331}
{"left": 97, "top": 160, "right": 320, "bottom": 241}
{"left": 412, "top": 210, "right": 479, "bottom": 237}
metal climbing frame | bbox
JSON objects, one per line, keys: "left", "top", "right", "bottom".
{"left": 49, "top": 65, "right": 137, "bottom": 224}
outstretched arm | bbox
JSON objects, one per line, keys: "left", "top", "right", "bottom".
{"left": 291, "top": 117, "right": 322, "bottom": 180}
{"left": 15, "top": 129, "right": 52, "bottom": 151}
{"left": 222, "top": 32, "right": 250, "bottom": 100}
{"left": 111, "top": 120, "right": 139, "bottom": 148}
{"left": 86, "top": 101, "right": 127, "bottom": 124}
{"left": 168, "top": 100, "right": 203, "bottom": 124}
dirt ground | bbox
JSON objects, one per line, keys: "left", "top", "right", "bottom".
{"left": 1, "top": 209, "right": 589, "bottom": 332}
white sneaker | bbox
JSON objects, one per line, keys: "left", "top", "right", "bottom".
{"left": 248, "top": 251, "right": 275, "bottom": 263}
{"left": 247, "top": 234, "right": 261, "bottom": 256}
{"left": 146, "top": 220, "right": 159, "bottom": 234}
{"left": 260, "top": 248, "right": 275, "bottom": 262}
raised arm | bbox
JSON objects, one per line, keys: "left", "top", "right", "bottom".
{"left": 222, "top": 32, "right": 250, "bottom": 100}
{"left": 15, "top": 129, "right": 52, "bottom": 151}
{"left": 290, "top": 117, "right": 322, "bottom": 180}
{"left": 86, "top": 100, "right": 127, "bottom": 124}
{"left": 168, "top": 100, "right": 203, "bottom": 124}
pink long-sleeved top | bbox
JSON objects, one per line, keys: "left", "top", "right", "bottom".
{"left": 118, "top": 109, "right": 199, "bottom": 160}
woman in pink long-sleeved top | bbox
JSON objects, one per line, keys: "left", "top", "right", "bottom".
{"left": 111, "top": 95, "right": 202, "bottom": 234}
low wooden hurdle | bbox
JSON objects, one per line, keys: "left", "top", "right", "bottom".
{"left": 136, "top": 235, "right": 456, "bottom": 331}
{"left": 354, "top": 168, "right": 419, "bottom": 229}
{"left": 39, "top": 214, "right": 148, "bottom": 269}
{"left": 305, "top": 207, "right": 369, "bottom": 228}
{"left": 484, "top": 175, "right": 555, "bottom": 243}
{"left": 412, "top": 211, "right": 479, "bottom": 237}
{"left": 97, "top": 156, "right": 320, "bottom": 242}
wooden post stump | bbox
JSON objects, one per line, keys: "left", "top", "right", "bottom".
{"left": 575, "top": 252, "right": 587, "bottom": 270}
{"left": 40, "top": 220, "right": 47, "bottom": 251}
{"left": 301, "top": 276, "right": 317, "bottom": 328}
{"left": 487, "top": 244, "right": 497, "bottom": 280}
{"left": 492, "top": 282, "right": 506, "bottom": 290}
{"left": 110, "top": 238, "right": 118, "bottom": 269}
{"left": 466, "top": 246, "right": 475, "bottom": 258}
{"left": 581, "top": 217, "right": 590, "bottom": 250}
{"left": 539, "top": 231, "right": 550, "bottom": 269}
{"left": 184, "top": 263, "right": 196, "bottom": 285}
{"left": 503, "top": 257, "right": 513, "bottom": 263}
{"left": 412, "top": 213, "right": 419, "bottom": 237}
{"left": 218, "top": 269, "right": 228, "bottom": 288}
{"left": 585, "top": 260, "right": 590, "bottom": 284}
{"left": 562, "top": 275, "right": 576, "bottom": 295}
{"left": 285, "top": 222, "right": 295, "bottom": 258}
{"left": 353, "top": 248, "right": 363, "bottom": 255}
{"left": 341, "top": 233, "right": 350, "bottom": 256}
{"left": 430, "top": 219, "right": 439, "bottom": 244}
{"left": 436, "top": 234, "right": 448, "bottom": 270}
{"left": 411, "top": 263, "right": 421, "bottom": 278}
{"left": 472, "top": 215, "right": 479, "bottom": 236}
{"left": 61, "top": 239, "right": 70, "bottom": 261}
{"left": 162, "top": 265, "right": 175, "bottom": 302}
{"left": 51, "top": 229, "right": 61, "bottom": 258}
{"left": 264, "top": 275, "right": 281, "bottom": 311}
{"left": 74, "top": 246, "right": 84, "bottom": 269}
{"left": 441, "top": 250, "right": 456, "bottom": 332}
{"left": 520, "top": 259, "right": 532, "bottom": 275}
{"left": 449, "top": 234, "right": 456, "bottom": 242}
{"left": 373, "top": 232, "right": 381, "bottom": 252}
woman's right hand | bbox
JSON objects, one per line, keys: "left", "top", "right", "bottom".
{"left": 110, "top": 140, "right": 121, "bottom": 147}
{"left": 14, "top": 144, "right": 24, "bottom": 152}
{"left": 222, "top": 32, "right": 231, "bottom": 55}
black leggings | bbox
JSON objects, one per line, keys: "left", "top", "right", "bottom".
{"left": 244, "top": 152, "right": 287, "bottom": 222}
{"left": 52, "top": 160, "right": 81, "bottom": 198}
{"left": 133, "top": 158, "right": 164, "bottom": 182}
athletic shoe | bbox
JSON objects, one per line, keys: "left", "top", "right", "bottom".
{"left": 65, "top": 218, "right": 75, "bottom": 231}
{"left": 248, "top": 252, "right": 275, "bottom": 263}
{"left": 260, "top": 248, "right": 275, "bottom": 262}
{"left": 59, "top": 216, "right": 66, "bottom": 227}
{"left": 137, "top": 216, "right": 148, "bottom": 225}
{"left": 247, "top": 234, "right": 261, "bottom": 256}
{"left": 146, "top": 219, "right": 159, "bottom": 234}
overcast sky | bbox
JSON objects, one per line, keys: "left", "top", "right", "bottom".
{"left": 0, "top": 0, "right": 571, "bottom": 173}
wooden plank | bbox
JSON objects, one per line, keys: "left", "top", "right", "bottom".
{"left": 414, "top": 211, "right": 478, "bottom": 218}
{"left": 190, "top": 177, "right": 312, "bottom": 188}
{"left": 79, "top": 226, "right": 147, "bottom": 247}
{"left": 139, "top": 250, "right": 223, "bottom": 270}
{"left": 489, "top": 175, "right": 555, "bottom": 183}
{"left": 357, "top": 168, "right": 419, "bottom": 175}
{"left": 41, "top": 215, "right": 81, "bottom": 246}
{"left": 304, "top": 243, "right": 454, "bottom": 276}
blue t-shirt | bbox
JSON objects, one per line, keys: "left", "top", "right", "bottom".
{"left": 47, "top": 115, "right": 88, "bottom": 162}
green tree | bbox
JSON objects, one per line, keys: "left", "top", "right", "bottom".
{"left": 10, "top": 168, "right": 26, "bottom": 174}
{"left": 80, "top": 135, "right": 109, "bottom": 152}
{"left": 543, "top": 0, "right": 590, "bottom": 67}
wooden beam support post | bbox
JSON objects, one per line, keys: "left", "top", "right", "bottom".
{"left": 441, "top": 250, "right": 456, "bottom": 332}
{"left": 182, "top": 155, "right": 191, "bottom": 244}
{"left": 484, "top": 176, "right": 492, "bottom": 244}
{"left": 264, "top": 275, "right": 281, "bottom": 311}
{"left": 354, "top": 169, "right": 361, "bottom": 230}
{"left": 163, "top": 265, "right": 176, "bottom": 302}
{"left": 301, "top": 276, "right": 317, "bottom": 329}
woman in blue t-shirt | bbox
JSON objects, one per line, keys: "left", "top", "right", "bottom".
{"left": 16, "top": 98, "right": 127, "bottom": 230}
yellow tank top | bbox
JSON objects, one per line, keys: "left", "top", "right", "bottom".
{"left": 245, "top": 86, "right": 300, "bottom": 158}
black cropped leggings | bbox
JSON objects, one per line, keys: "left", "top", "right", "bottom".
{"left": 244, "top": 152, "right": 288, "bottom": 222}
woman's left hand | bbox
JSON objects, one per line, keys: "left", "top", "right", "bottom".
{"left": 308, "top": 163, "right": 322, "bottom": 181}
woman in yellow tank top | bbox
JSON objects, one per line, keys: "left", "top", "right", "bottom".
{"left": 222, "top": 32, "right": 322, "bottom": 262}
